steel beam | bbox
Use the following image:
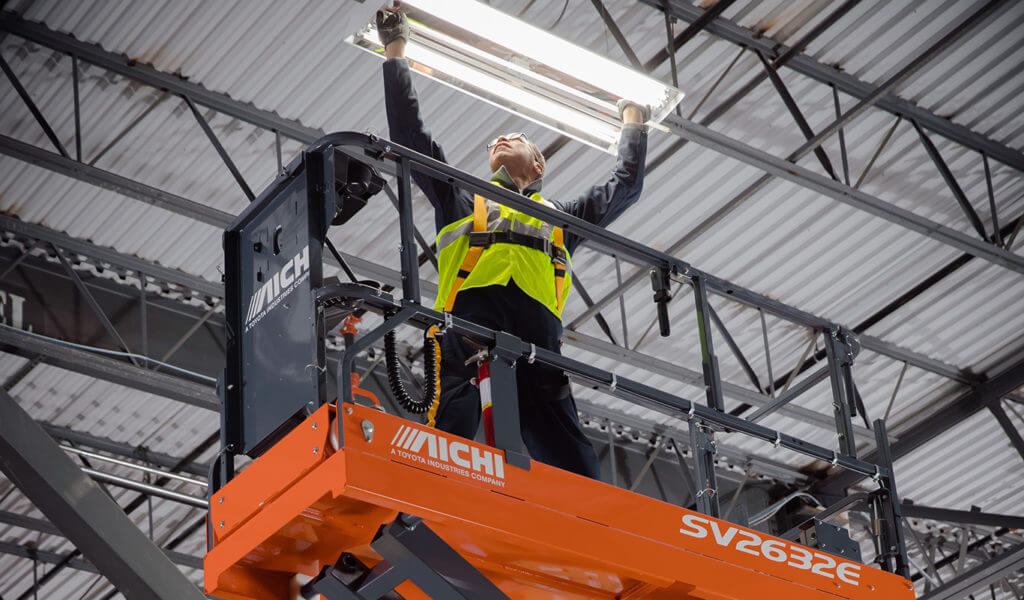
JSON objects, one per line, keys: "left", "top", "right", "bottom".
{"left": 660, "top": 113, "right": 1024, "bottom": 274}
{"left": 41, "top": 422, "right": 209, "bottom": 477}
{"left": 708, "top": 304, "right": 761, "bottom": 391}
{"left": 0, "top": 540, "right": 100, "bottom": 574}
{"left": 0, "top": 11, "right": 323, "bottom": 144}
{"left": 0, "top": 133, "right": 232, "bottom": 228}
{"left": 0, "top": 136, "right": 412, "bottom": 292}
{"left": 747, "top": 366, "right": 830, "bottom": 423}
{"left": 0, "top": 388, "right": 206, "bottom": 599}
{"left": 919, "top": 544, "right": 1024, "bottom": 600}
{"left": 0, "top": 325, "right": 218, "bottom": 410}
{"left": 902, "top": 504, "right": 1024, "bottom": 530}
{"left": 0, "top": 213, "right": 221, "bottom": 297}
{"left": 778, "top": 0, "right": 1008, "bottom": 169}
{"left": 640, "top": 0, "right": 1024, "bottom": 173}
{"left": 832, "top": 85, "right": 851, "bottom": 185}
{"left": 0, "top": 510, "right": 203, "bottom": 569}
{"left": 51, "top": 243, "right": 140, "bottom": 365}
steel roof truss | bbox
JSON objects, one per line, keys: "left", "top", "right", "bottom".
{"left": 0, "top": 12, "right": 323, "bottom": 144}
{"left": 918, "top": 544, "right": 1024, "bottom": 600}
{"left": 0, "top": 510, "right": 202, "bottom": 569}
{"left": 0, "top": 388, "right": 206, "bottom": 599}
{"left": 641, "top": 0, "right": 1024, "bottom": 173}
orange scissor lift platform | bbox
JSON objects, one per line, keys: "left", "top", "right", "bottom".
{"left": 204, "top": 403, "right": 913, "bottom": 600}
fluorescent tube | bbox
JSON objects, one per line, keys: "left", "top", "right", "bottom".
{"left": 346, "top": 0, "right": 683, "bottom": 153}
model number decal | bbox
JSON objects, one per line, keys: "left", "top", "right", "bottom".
{"left": 679, "top": 514, "right": 862, "bottom": 586}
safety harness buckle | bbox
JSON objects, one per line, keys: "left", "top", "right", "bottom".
{"left": 551, "top": 245, "right": 567, "bottom": 266}
{"left": 468, "top": 231, "right": 494, "bottom": 248}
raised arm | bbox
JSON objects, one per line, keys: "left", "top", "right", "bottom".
{"left": 557, "top": 102, "right": 649, "bottom": 254}
{"left": 378, "top": 9, "right": 470, "bottom": 231}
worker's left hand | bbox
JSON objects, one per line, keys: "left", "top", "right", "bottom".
{"left": 617, "top": 99, "right": 650, "bottom": 124}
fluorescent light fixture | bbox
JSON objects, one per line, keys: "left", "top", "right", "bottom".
{"left": 347, "top": 0, "right": 684, "bottom": 154}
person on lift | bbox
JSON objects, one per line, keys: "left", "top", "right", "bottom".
{"left": 378, "top": 7, "right": 649, "bottom": 479}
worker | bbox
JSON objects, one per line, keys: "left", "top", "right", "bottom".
{"left": 377, "top": 7, "right": 648, "bottom": 479}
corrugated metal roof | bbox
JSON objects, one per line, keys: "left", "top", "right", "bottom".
{"left": 1, "top": 0, "right": 1022, "bottom": 597}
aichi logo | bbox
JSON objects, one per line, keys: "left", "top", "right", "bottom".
{"left": 389, "top": 424, "right": 506, "bottom": 487}
{"left": 245, "top": 245, "right": 309, "bottom": 331}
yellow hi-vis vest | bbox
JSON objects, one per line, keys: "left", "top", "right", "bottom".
{"left": 434, "top": 191, "right": 572, "bottom": 319}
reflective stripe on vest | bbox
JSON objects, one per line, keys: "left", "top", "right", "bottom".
{"left": 434, "top": 191, "right": 572, "bottom": 319}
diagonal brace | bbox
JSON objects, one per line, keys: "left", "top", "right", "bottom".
{"left": 913, "top": 120, "right": 989, "bottom": 240}
{"left": 989, "top": 401, "right": 1024, "bottom": 464}
{"left": 0, "top": 53, "right": 69, "bottom": 158}
{"left": 50, "top": 243, "right": 141, "bottom": 367}
{"left": 588, "top": 0, "right": 643, "bottom": 70}
{"left": 756, "top": 50, "right": 839, "bottom": 181}
{"left": 181, "top": 94, "right": 255, "bottom": 201}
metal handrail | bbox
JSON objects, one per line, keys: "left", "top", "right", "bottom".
{"left": 317, "top": 283, "right": 882, "bottom": 478}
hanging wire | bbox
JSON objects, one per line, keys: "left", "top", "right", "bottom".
{"left": 550, "top": 0, "right": 570, "bottom": 28}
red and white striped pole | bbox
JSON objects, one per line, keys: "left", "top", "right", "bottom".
{"left": 476, "top": 359, "right": 495, "bottom": 447}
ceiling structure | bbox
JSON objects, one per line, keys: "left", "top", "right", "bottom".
{"left": 0, "top": 0, "right": 1021, "bottom": 598}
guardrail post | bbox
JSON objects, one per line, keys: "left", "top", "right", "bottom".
{"left": 396, "top": 158, "right": 419, "bottom": 303}
{"left": 824, "top": 327, "right": 858, "bottom": 457}
{"left": 488, "top": 332, "right": 531, "bottom": 470}
{"left": 691, "top": 275, "right": 725, "bottom": 412}
{"left": 872, "top": 419, "right": 909, "bottom": 577}
{"left": 690, "top": 420, "right": 720, "bottom": 518}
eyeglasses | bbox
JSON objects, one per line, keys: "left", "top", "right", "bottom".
{"left": 486, "top": 132, "right": 528, "bottom": 151}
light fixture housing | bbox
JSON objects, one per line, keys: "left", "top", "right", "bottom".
{"left": 347, "top": 0, "right": 684, "bottom": 154}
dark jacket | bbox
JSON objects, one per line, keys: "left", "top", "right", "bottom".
{"left": 383, "top": 58, "right": 647, "bottom": 255}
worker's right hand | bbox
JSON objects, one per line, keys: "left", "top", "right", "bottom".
{"left": 376, "top": 6, "right": 409, "bottom": 59}
{"left": 616, "top": 99, "right": 651, "bottom": 124}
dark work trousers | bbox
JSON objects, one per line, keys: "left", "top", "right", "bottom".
{"left": 434, "top": 281, "right": 600, "bottom": 479}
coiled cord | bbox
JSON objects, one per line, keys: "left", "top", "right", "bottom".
{"left": 383, "top": 324, "right": 440, "bottom": 414}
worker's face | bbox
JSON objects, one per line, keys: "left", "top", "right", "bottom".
{"left": 488, "top": 134, "right": 543, "bottom": 182}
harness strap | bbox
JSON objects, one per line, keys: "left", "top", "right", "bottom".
{"left": 443, "top": 194, "right": 489, "bottom": 312}
{"left": 468, "top": 230, "right": 566, "bottom": 262}
{"left": 552, "top": 226, "right": 566, "bottom": 310}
